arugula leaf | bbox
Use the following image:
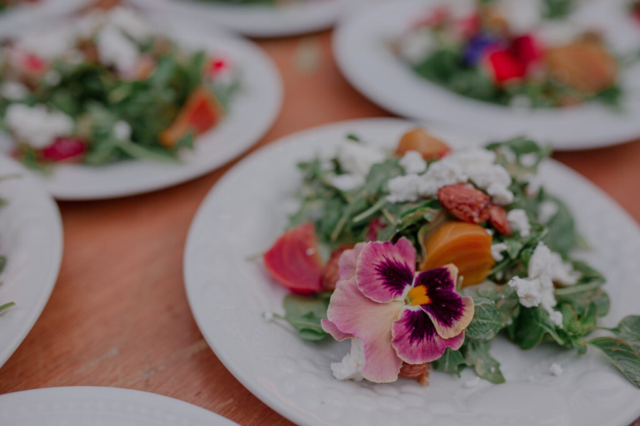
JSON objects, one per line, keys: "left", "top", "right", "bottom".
{"left": 0, "top": 302, "right": 15, "bottom": 314}
{"left": 542, "top": 195, "right": 579, "bottom": 257}
{"left": 0, "top": 256, "right": 6, "bottom": 274}
{"left": 432, "top": 347, "right": 467, "bottom": 377}
{"left": 555, "top": 283, "right": 610, "bottom": 318}
{"left": 587, "top": 337, "right": 640, "bottom": 388}
{"left": 511, "top": 306, "right": 567, "bottom": 350}
{"left": 466, "top": 297, "right": 503, "bottom": 341}
{"left": 463, "top": 340, "right": 506, "bottom": 384}
{"left": 281, "top": 294, "right": 330, "bottom": 341}
{"left": 542, "top": 0, "right": 574, "bottom": 19}
{"left": 610, "top": 316, "right": 640, "bottom": 354}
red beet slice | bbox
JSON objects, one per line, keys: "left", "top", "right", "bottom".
{"left": 41, "top": 137, "right": 86, "bottom": 162}
{"left": 488, "top": 204, "right": 512, "bottom": 236}
{"left": 484, "top": 49, "right": 526, "bottom": 84}
{"left": 263, "top": 223, "right": 324, "bottom": 295}
{"left": 438, "top": 183, "right": 491, "bottom": 224}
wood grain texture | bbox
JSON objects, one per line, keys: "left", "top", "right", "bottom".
{"left": 0, "top": 30, "right": 639, "bottom": 426}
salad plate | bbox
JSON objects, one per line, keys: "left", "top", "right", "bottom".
{"left": 185, "top": 118, "right": 640, "bottom": 426}
{"left": 0, "top": 387, "right": 240, "bottom": 425}
{"left": 136, "top": 0, "right": 347, "bottom": 38}
{"left": 334, "top": 0, "right": 640, "bottom": 150}
{"left": 0, "top": 155, "right": 63, "bottom": 369}
{"left": 0, "top": 5, "right": 282, "bottom": 200}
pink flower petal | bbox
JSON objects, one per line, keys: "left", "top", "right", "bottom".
{"left": 356, "top": 238, "right": 416, "bottom": 303}
{"left": 327, "top": 277, "right": 404, "bottom": 383}
{"left": 391, "top": 308, "right": 466, "bottom": 364}
{"left": 321, "top": 319, "right": 352, "bottom": 342}
{"left": 338, "top": 243, "right": 366, "bottom": 282}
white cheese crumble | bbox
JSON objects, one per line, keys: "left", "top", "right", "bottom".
{"left": 491, "top": 243, "right": 509, "bottom": 262}
{"left": 399, "top": 150, "right": 427, "bottom": 175}
{"left": 331, "top": 338, "right": 365, "bottom": 381}
{"left": 416, "top": 159, "right": 467, "bottom": 198}
{"left": 5, "top": 104, "right": 73, "bottom": 149}
{"left": 550, "top": 363, "right": 564, "bottom": 377}
{"left": 113, "top": 120, "right": 132, "bottom": 140}
{"left": 262, "top": 312, "right": 274, "bottom": 323}
{"left": 538, "top": 200, "right": 559, "bottom": 224}
{"left": 548, "top": 252, "right": 581, "bottom": 286}
{"left": 16, "top": 27, "right": 76, "bottom": 60}
{"left": 507, "top": 209, "right": 531, "bottom": 238}
{"left": 464, "top": 376, "right": 481, "bottom": 388}
{"left": 108, "top": 6, "right": 152, "bottom": 42}
{"left": 96, "top": 24, "right": 140, "bottom": 74}
{"left": 337, "top": 141, "right": 386, "bottom": 177}
{"left": 0, "top": 81, "right": 29, "bottom": 100}
{"left": 387, "top": 174, "right": 422, "bottom": 203}
{"left": 524, "top": 174, "right": 542, "bottom": 198}
{"left": 508, "top": 243, "right": 566, "bottom": 327}
{"left": 498, "top": 146, "right": 517, "bottom": 163}
{"left": 520, "top": 153, "right": 538, "bottom": 168}
{"left": 397, "top": 29, "right": 434, "bottom": 65}
{"left": 44, "top": 70, "right": 62, "bottom": 86}
{"left": 331, "top": 174, "right": 365, "bottom": 192}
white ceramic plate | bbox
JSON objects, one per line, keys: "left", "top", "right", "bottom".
{"left": 184, "top": 118, "right": 640, "bottom": 426}
{"left": 138, "top": 0, "right": 345, "bottom": 38}
{"left": 0, "top": 156, "right": 63, "bottom": 369}
{"left": 0, "top": 10, "right": 282, "bottom": 200}
{"left": 0, "top": 0, "right": 89, "bottom": 34}
{"left": 334, "top": 0, "right": 640, "bottom": 150}
{"left": 0, "top": 387, "right": 239, "bottom": 425}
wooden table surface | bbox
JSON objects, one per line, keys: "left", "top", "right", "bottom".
{"left": 1, "top": 30, "right": 639, "bottom": 426}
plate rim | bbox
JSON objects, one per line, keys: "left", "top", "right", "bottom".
{"left": 183, "top": 117, "right": 640, "bottom": 426}
{"left": 0, "top": 155, "right": 63, "bottom": 369}
{"left": 0, "top": 386, "right": 239, "bottom": 425}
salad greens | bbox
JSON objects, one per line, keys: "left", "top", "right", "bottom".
{"left": 267, "top": 132, "right": 640, "bottom": 388}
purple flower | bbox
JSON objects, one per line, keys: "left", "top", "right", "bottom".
{"left": 321, "top": 238, "right": 475, "bottom": 383}
{"left": 463, "top": 33, "right": 502, "bottom": 66}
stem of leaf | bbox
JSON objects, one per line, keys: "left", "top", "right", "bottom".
{"left": 352, "top": 198, "right": 387, "bottom": 224}
{"left": 554, "top": 282, "right": 603, "bottom": 296}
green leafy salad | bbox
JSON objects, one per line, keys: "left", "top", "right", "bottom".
{"left": 0, "top": 5, "right": 240, "bottom": 171}
{"left": 261, "top": 128, "right": 640, "bottom": 388}
{"left": 0, "top": 179, "right": 14, "bottom": 315}
{"left": 393, "top": 0, "right": 627, "bottom": 109}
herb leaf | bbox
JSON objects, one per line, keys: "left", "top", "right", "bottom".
{"left": 463, "top": 340, "right": 506, "bottom": 384}
{"left": 610, "top": 316, "right": 640, "bottom": 354}
{"left": 587, "top": 337, "right": 640, "bottom": 388}
{"left": 282, "top": 294, "right": 330, "bottom": 341}
{"left": 466, "top": 297, "right": 503, "bottom": 341}
{"left": 432, "top": 347, "right": 467, "bottom": 377}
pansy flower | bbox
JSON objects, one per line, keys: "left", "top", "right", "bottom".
{"left": 322, "top": 238, "right": 474, "bottom": 383}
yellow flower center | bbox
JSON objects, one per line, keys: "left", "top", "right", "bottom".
{"left": 406, "top": 285, "right": 431, "bottom": 306}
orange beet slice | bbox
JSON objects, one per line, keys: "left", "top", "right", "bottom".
{"left": 396, "top": 128, "right": 451, "bottom": 160}
{"left": 420, "top": 222, "right": 494, "bottom": 287}
{"left": 160, "top": 87, "right": 224, "bottom": 148}
{"left": 263, "top": 223, "right": 324, "bottom": 295}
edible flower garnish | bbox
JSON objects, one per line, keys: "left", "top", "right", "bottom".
{"left": 321, "top": 239, "right": 474, "bottom": 383}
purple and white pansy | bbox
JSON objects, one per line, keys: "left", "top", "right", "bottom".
{"left": 321, "top": 238, "right": 475, "bottom": 383}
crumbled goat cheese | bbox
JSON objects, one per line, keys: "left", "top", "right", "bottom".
{"left": 331, "top": 338, "right": 366, "bottom": 381}
{"left": 337, "top": 141, "right": 385, "bottom": 177}
{"left": 113, "top": 120, "right": 132, "bottom": 140}
{"left": 491, "top": 243, "right": 508, "bottom": 262}
{"left": 398, "top": 29, "right": 434, "bottom": 65}
{"left": 451, "top": 149, "right": 513, "bottom": 205}
{"left": 17, "top": 27, "right": 75, "bottom": 60}
{"left": 96, "top": 24, "right": 140, "bottom": 74}
{"left": 549, "top": 252, "right": 581, "bottom": 286}
{"left": 44, "top": 70, "right": 62, "bottom": 86}
{"left": 507, "top": 209, "right": 531, "bottom": 237}
{"left": 508, "top": 243, "right": 565, "bottom": 327}
{"left": 417, "top": 159, "right": 467, "bottom": 198}
{"left": 399, "top": 150, "right": 427, "bottom": 175}
{"left": 502, "top": 0, "right": 541, "bottom": 34}
{"left": 498, "top": 146, "right": 517, "bottom": 163}
{"left": 520, "top": 153, "right": 538, "bottom": 168}
{"left": 387, "top": 174, "right": 422, "bottom": 203}
{"left": 331, "top": 174, "right": 365, "bottom": 192}
{"left": 538, "top": 200, "right": 559, "bottom": 224}
{"left": 0, "top": 81, "right": 28, "bottom": 100}
{"left": 464, "top": 376, "right": 481, "bottom": 388}
{"left": 5, "top": 104, "right": 73, "bottom": 149}
{"left": 262, "top": 312, "right": 274, "bottom": 323}
{"left": 524, "top": 173, "right": 542, "bottom": 198}
{"left": 550, "top": 363, "right": 564, "bottom": 377}
{"left": 108, "top": 6, "right": 152, "bottom": 42}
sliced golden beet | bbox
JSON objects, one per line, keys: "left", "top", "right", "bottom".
{"left": 160, "top": 87, "right": 224, "bottom": 148}
{"left": 396, "top": 128, "right": 451, "bottom": 160}
{"left": 546, "top": 39, "right": 618, "bottom": 95}
{"left": 420, "top": 222, "right": 494, "bottom": 287}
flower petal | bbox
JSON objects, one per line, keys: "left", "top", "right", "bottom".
{"left": 391, "top": 308, "right": 466, "bottom": 364}
{"left": 414, "top": 265, "right": 475, "bottom": 339}
{"left": 338, "top": 243, "right": 366, "bottom": 282}
{"left": 321, "top": 319, "right": 352, "bottom": 342}
{"left": 356, "top": 238, "right": 416, "bottom": 303}
{"left": 327, "top": 277, "right": 404, "bottom": 383}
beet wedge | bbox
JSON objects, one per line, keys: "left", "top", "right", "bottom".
{"left": 263, "top": 223, "right": 324, "bottom": 295}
